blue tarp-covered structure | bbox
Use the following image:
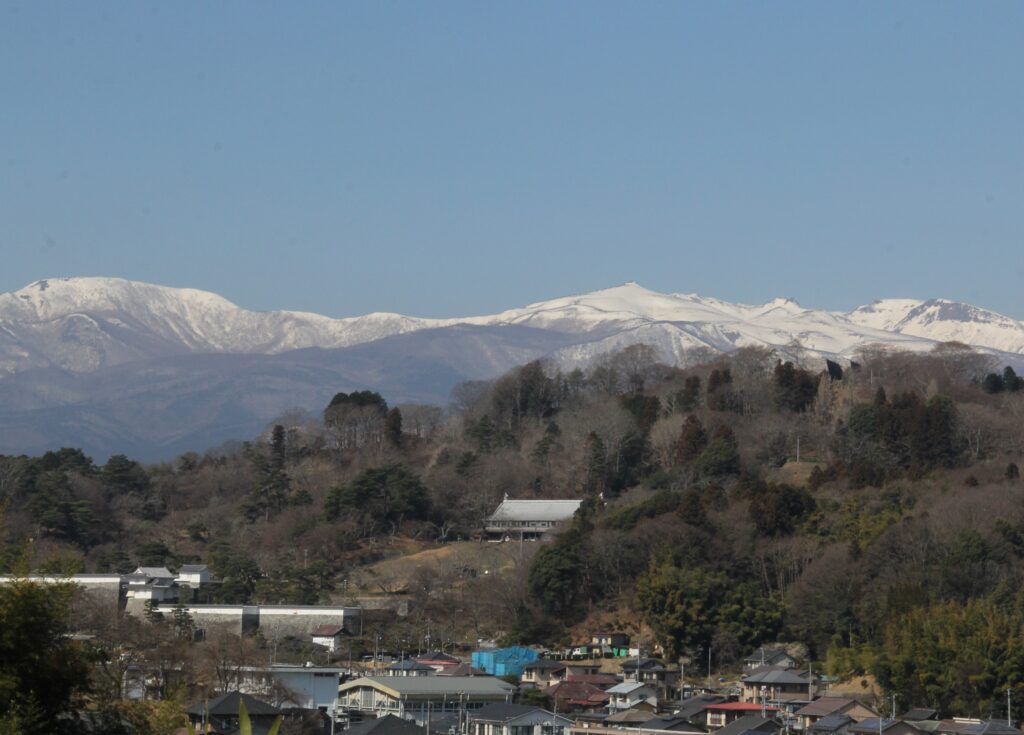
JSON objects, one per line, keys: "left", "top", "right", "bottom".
{"left": 471, "top": 646, "right": 539, "bottom": 677}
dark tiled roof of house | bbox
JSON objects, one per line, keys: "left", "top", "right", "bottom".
{"left": 676, "top": 694, "right": 728, "bottom": 719}
{"left": 745, "top": 649, "right": 792, "bottom": 665}
{"left": 472, "top": 704, "right": 551, "bottom": 722}
{"left": 715, "top": 715, "right": 783, "bottom": 735}
{"left": 796, "top": 698, "right": 859, "bottom": 717}
{"left": 640, "top": 716, "right": 706, "bottom": 733}
{"left": 961, "top": 723, "right": 1023, "bottom": 735}
{"left": 811, "top": 715, "right": 855, "bottom": 733}
{"left": 346, "top": 714, "right": 426, "bottom": 735}
{"left": 903, "top": 710, "right": 938, "bottom": 722}
{"left": 849, "top": 719, "right": 911, "bottom": 734}
{"left": 187, "top": 691, "right": 280, "bottom": 717}
{"left": 742, "top": 668, "right": 811, "bottom": 685}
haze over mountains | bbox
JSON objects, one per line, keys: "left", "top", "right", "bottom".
{"left": 2, "top": 277, "right": 1023, "bottom": 461}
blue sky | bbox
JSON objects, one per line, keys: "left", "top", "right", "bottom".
{"left": 1, "top": 2, "right": 1022, "bottom": 318}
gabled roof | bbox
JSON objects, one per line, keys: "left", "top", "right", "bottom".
{"left": 339, "top": 676, "right": 515, "bottom": 697}
{"left": 607, "top": 681, "right": 653, "bottom": 695}
{"left": 345, "top": 714, "right": 426, "bottom": 735}
{"left": 186, "top": 691, "right": 280, "bottom": 717}
{"left": 903, "top": 710, "right": 938, "bottom": 722}
{"left": 796, "top": 698, "right": 860, "bottom": 717}
{"left": 708, "top": 703, "right": 780, "bottom": 713}
{"left": 743, "top": 668, "right": 811, "bottom": 685}
{"left": 417, "top": 651, "right": 460, "bottom": 664}
{"left": 811, "top": 715, "right": 855, "bottom": 733}
{"left": 960, "top": 723, "right": 1023, "bottom": 735}
{"left": 472, "top": 704, "right": 565, "bottom": 723}
{"left": 135, "top": 566, "right": 174, "bottom": 578}
{"left": 311, "top": 624, "right": 345, "bottom": 637}
{"left": 546, "top": 680, "right": 609, "bottom": 703}
{"left": 640, "top": 716, "right": 707, "bottom": 733}
{"left": 606, "top": 708, "right": 658, "bottom": 723}
{"left": 745, "top": 648, "right": 793, "bottom": 665}
{"left": 621, "top": 658, "right": 667, "bottom": 671}
{"left": 849, "top": 719, "right": 911, "bottom": 734}
{"left": 714, "top": 716, "right": 782, "bottom": 735}
{"left": 386, "top": 660, "right": 434, "bottom": 672}
{"left": 487, "top": 499, "right": 582, "bottom": 523}
{"left": 676, "top": 694, "right": 728, "bottom": 719}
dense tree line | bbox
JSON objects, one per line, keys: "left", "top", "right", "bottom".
{"left": 2, "top": 343, "right": 1024, "bottom": 717}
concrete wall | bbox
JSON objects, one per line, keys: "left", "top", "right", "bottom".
{"left": 151, "top": 603, "right": 361, "bottom": 638}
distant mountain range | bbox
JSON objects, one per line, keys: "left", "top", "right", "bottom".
{"left": 1, "top": 277, "right": 1022, "bottom": 460}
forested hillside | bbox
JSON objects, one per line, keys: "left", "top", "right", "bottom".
{"left": 3, "top": 341, "right": 1024, "bottom": 715}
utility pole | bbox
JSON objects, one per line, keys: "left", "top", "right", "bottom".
{"left": 1008, "top": 688, "right": 1013, "bottom": 727}
{"left": 707, "top": 647, "right": 712, "bottom": 689}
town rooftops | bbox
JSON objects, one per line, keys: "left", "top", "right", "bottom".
{"left": 745, "top": 649, "right": 793, "bottom": 665}
{"left": 849, "top": 719, "right": 909, "bottom": 734}
{"left": 607, "top": 681, "right": 652, "bottom": 695}
{"left": 186, "top": 691, "right": 280, "bottom": 717}
{"left": 714, "top": 715, "right": 782, "bottom": 735}
{"left": 796, "top": 698, "right": 861, "bottom": 717}
{"left": 960, "top": 723, "right": 1023, "bottom": 735}
{"left": 472, "top": 704, "right": 557, "bottom": 723}
{"left": 708, "top": 703, "right": 781, "bottom": 713}
{"left": 486, "top": 498, "right": 583, "bottom": 523}
{"left": 339, "top": 676, "right": 515, "bottom": 697}
{"left": 903, "top": 710, "right": 939, "bottom": 722}
{"left": 640, "top": 716, "right": 707, "bottom": 733}
{"left": 811, "top": 715, "right": 855, "bottom": 733}
{"left": 346, "top": 714, "right": 426, "bottom": 735}
{"left": 677, "top": 694, "right": 729, "bottom": 719}
{"left": 742, "top": 668, "right": 811, "bottom": 685}
{"left": 386, "top": 660, "right": 435, "bottom": 672}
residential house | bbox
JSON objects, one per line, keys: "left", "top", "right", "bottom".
{"left": 714, "top": 716, "right": 783, "bottom": 735}
{"left": 744, "top": 649, "right": 797, "bottom": 672}
{"left": 337, "top": 676, "right": 516, "bottom": 724}
{"left": 186, "top": 691, "right": 281, "bottom": 734}
{"left": 346, "top": 714, "right": 427, "bottom": 735}
{"left": 620, "top": 659, "right": 681, "bottom": 701}
{"left": 387, "top": 660, "right": 436, "bottom": 677}
{"left": 847, "top": 719, "right": 921, "bottom": 735}
{"left": 902, "top": 711, "right": 938, "bottom": 723}
{"left": 470, "top": 703, "right": 573, "bottom": 735}
{"left": 523, "top": 661, "right": 568, "bottom": 689}
{"left": 546, "top": 680, "right": 610, "bottom": 714}
{"left": 417, "top": 651, "right": 463, "bottom": 674}
{"left": 637, "top": 716, "right": 708, "bottom": 734}
{"left": 795, "top": 698, "right": 879, "bottom": 731}
{"left": 674, "top": 694, "right": 728, "bottom": 726}
{"left": 311, "top": 624, "right": 346, "bottom": 653}
{"left": 740, "top": 669, "right": 813, "bottom": 703}
{"left": 810, "top": 715, "right": 855, "bottom": 735}
{"left": 705, "top": 704, "right": 780, "bottom": 731}
{"left": 484, "top": 497, "right": 583, "bottom": 540}
{"left": 959, "top": 723, "right": 1023, "bottom": 735}
{"left": 605, "top": 682, "right": 658, "bottom": 713}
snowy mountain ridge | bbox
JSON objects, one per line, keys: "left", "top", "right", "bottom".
{"left": 1, "top": 277, "right": 1023, "bottom": 376}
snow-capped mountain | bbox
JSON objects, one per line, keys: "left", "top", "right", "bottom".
{"left": 2, "top": 276, "right": 1023, "bottom": 460}
{"left": 2, "top": 277, "right": 1023, "bottom": 376}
